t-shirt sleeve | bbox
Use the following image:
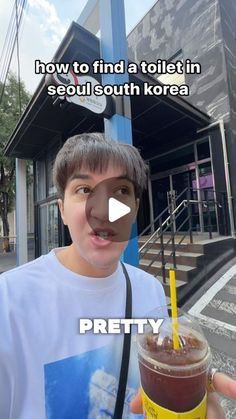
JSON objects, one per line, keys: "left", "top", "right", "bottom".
{"left": 154, "top": 276, "right": 166, "bottom": 306}
{"left": 126, "top": 263, "right": 168, "bottom": 318}
{"left": 0, "top": 275, "right": 15, "bottom": 417}
{"left": 139, "top": 265, "right": 167, "bottom": 309}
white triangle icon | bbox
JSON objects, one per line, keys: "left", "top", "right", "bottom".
{"left": 108, "top": 198, "right": 131, "bottom": 222}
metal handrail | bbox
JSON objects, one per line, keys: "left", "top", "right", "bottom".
{"left": 139, "top": 187, "right": 189, "bottom": 238}
{"left": 138, "top": 187, "right": 226, "bottom": 281}
{"left": 139, "top": 196, "right": 222, "bottom": 254}
{"left": 139, "top": 185, "right": 227, "bottom": 238}
{"left": 139, "top": 200, "right": 186, "bottom": 253}
{"left": 142, "top": 212, "right": 190, "bottom": 269}
{"left": 139, "top": 202, "right": 191, "bottom": 274}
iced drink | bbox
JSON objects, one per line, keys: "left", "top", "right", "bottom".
{"left": 137, "top": 310, "right": 211, "bottom": 417}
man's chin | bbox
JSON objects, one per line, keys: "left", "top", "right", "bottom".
{"left": 86, "top": 249, "right": 124, "bottom": 270}
{"left": 89, "top": 256, "right": 120, "bottom": 270}
{"left": 73, "top": 242, "right": 126, "bottom": 270}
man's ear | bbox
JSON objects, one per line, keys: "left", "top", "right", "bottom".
{"left": 58, "top": 198, "right": 67, "bottom": 225}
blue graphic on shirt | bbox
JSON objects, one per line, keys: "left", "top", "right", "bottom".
{"left": 44, "top": 342, "right": 143, "bottom": 419}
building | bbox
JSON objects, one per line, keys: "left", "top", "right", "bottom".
{"left": 0, "top": 180, "right": 34, "bottom": 253}
{"left": 4, "top": 0, "right": 236, "bottom": 257}
{"left": 127, "top": 0, "right": 236, "bottom": 235}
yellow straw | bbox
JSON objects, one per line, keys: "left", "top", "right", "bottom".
{"left": 169, "top": 269, "right": 180, "bottom": 350}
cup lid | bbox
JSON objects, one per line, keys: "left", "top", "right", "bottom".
{"left": 137, "top": 308, "right": 211, "bottom": 371}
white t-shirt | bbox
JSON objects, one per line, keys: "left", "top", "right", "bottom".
{"left": 0, "top": 248, "right": 166, "bottom": 419}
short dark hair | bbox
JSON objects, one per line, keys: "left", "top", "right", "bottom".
{"left": 53, "top": 132, "right": 149, "bottom": 199}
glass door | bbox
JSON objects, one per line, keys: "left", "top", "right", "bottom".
{"left": 198, "top": 162, "right": 217, "bottom": 232}
{"left": 39, "top": 201, "right": 59, "bottom": 254}
{"left": 152, "top": 176, "right": 170, "bottom": 227}
{"left": 149, "top": 138, "right": 217, "bottom": 235}
{"left": 172, "top": 170, "right": 199, "bottom": 231}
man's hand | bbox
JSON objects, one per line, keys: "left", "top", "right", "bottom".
{"left": 130, "top": 372, "right": 236, "bottom": 418}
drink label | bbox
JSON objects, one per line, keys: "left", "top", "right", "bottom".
{"left": 141, "top": 387, "right": 207, "bottom": 419}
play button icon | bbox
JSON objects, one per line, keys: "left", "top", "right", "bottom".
{"left": 108, "top": 197, "right": 131, "bottom": 222}
{"left": 85, "top": 177, "right": 138, "bottom": 242}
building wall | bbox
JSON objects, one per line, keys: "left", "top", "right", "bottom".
{"left": 127, "top": 0, "right": 230, "bottom": 121}
{"left": 218, "top": 0, "right": 236, "bottom": 217}
{"left": 127, "top": 0, "right": 236, "bottom": 225}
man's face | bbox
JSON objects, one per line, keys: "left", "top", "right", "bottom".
{"left": 58, "top": 163, "right": 139, "bottom": 273}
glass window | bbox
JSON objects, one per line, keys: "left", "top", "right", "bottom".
{"left": 172, "top": 170, "right": 195, "bottom": 193}
{"left": 47, "top": 153, "right": 57, "bottom": 196}
{"left": 39, "top": 201, "right": 59, "bottom": 254}
{"left": 197, "top": 140, "right": 210, "bottom": 160}
{"left": 35, "top": 161, "right": 46, "bottom": 201}
{"left": 150, "top": 145, "right": 194, "bottom": 173}
{"left": 199, "top": 161, "right": 212, "bottom": 176}
{"left": 40, "top": 205, "right": 48, "bottom": 254}
{"left": 198, "top": 162, "right": 214, "bottom": 205}
{"left": 48, "top": 202, "right": 59, "bottom": 251}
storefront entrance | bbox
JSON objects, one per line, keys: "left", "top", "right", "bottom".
{"left": 149, "top": 139, "right": 218, "bottom": 233}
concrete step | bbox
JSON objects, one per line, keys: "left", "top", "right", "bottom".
{"left": 139, "top": 235, "right": 191, "bottom": 244}
{"left": 139, "top": 235, "right": 236, "bottom": 305}
{"left": 139, "top": 259, "right": 197, "bottom": 282}
{"left": 165, "top": 296, "right": 171, "bottom": 306}
{"left": 142, "top": 248, "right": 204, "bottom": 267}
{"left": 139, "top": 240, "right": 192, "bottom": 253}
{"left": 152, "top": 276, "right": 187, "bottom": 298}
{"left": 139, "top": 235, "right": 234, "bottom": 253}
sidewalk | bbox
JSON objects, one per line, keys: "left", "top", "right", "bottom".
{"left": 184, "top": 257, "right": 236, "bottom": 418}
{"left": 0, "top": 251, "right": 17, "bottom": 273}
{"left": 0, "top": 248, "right": 34, "bottom": 274}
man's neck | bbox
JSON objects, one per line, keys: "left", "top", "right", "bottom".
{"left": 55, "top": 245, "right": 119, "bottom": 278}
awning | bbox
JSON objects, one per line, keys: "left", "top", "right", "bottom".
{"left": 5, "top": 22, "right": 211, "bottom": 160}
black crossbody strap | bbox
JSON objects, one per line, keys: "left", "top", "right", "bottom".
{"left": 113, "top": 262, "right": 132, "bottom": 419}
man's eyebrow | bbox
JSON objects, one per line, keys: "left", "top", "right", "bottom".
{"left": 70, "top": 174, "right": 133, "bottom": 182}
{"left": 70, "top": 173, "right": 93, "bottom": 180}
{"left": 116, "top": 175, "right": 133, "bottom": 183}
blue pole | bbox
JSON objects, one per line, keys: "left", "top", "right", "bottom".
{"left": 99, "top": 0, "right": 139, "bottom": 266}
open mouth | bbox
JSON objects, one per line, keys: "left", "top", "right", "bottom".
{"left": 91, "top": 229, "right": 116, "bottom": 241}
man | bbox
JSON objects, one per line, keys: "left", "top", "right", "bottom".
{"left": 0, "top": 133, "right": 235, "bottom": 418}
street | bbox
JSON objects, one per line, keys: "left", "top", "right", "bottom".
{"left": 184, "top": 258, "right": 236, "bottom": 418}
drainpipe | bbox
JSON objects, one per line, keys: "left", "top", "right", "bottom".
{"left": 197, "top": 120, "right": 235, "bottom": 237}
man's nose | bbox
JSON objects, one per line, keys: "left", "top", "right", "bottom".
{"left": 89, "top": 190, "right": 109, "bottom": 221}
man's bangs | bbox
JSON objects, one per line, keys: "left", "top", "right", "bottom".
{"left": 71, "top": 144, "right": 137, "bottom": 185}
{"left": 53, "top": 133, "right": 148, "bottom": 199}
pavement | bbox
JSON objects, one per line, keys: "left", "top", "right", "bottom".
{"left": 0, "top": 247, "right": 34, "bottom": 274}
{"left": 0, "top": 251, "right": 17, "bottom": 273}
{"left": 184, "top": 257, "right": 236, "bottom": 418}
{"left": 1, "top": 250, "right": 236, "bottom": 417}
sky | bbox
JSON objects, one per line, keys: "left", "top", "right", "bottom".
{"left": 0, "top": 0, "right": 157, "bottom": 94}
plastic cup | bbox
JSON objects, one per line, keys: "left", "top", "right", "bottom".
{"left": 137, "top": 308, "right": 212, "bottom": 417}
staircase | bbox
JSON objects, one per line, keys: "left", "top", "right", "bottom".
{"left": 139, "top": 234, "right": 236, "bottom": 305}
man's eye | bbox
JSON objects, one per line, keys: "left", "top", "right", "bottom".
{"left": 76, "top": 186, "right": 92, "bottom": 195}
{"left": 116, "top": 186, "right": 130, "bottom": 195}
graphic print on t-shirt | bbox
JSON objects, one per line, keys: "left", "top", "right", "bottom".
{"left": 44, "top": 340, "right": 142, "bottom": 419}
